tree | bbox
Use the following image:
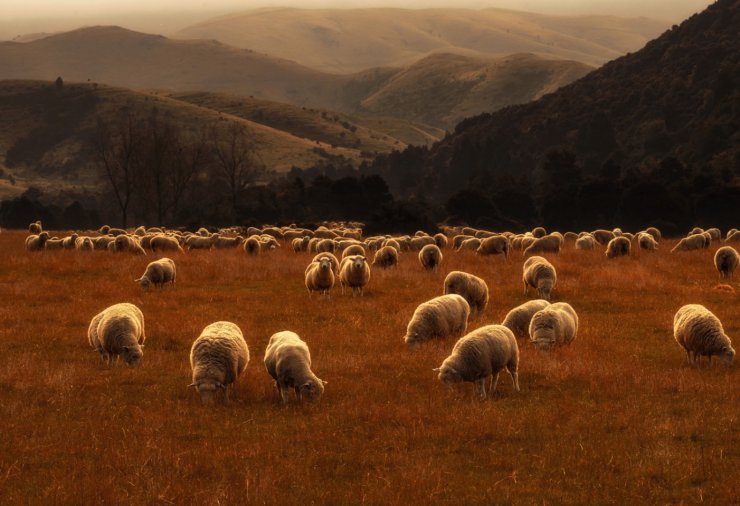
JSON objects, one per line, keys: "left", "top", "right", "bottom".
{"left": 55, "top": 76, "right": 63, "bottom": 90}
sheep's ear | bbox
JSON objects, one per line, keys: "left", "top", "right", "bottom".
{"left": 432, "top": 367, "right": 442, "bottom": 372}
{"left": 188, "top": 382, "right": 198, "bottom": 388}
{"left": 320, "top": 379, "right": 328, "bottom": 386}
{"left": 139, "top": 344, "right": 144, "bottom": 348}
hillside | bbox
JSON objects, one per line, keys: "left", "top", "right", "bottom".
{"left": 364, "top": 0, "right": 740, "bottom": 230}
{"left": 0, "top": 80, "right": 375, "bottom": 199}
{"left": 357, "top": 52, "right": 592, "bottom": 128}
{"left": 174, "top": 7, "right": 667, "bottom": 73}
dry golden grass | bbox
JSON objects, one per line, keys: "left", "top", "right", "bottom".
{"left": 0, "top": 231, "right": 738, "bottom": 504}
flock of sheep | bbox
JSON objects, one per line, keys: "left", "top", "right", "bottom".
{"left": 23, "top": 220, "right": 738, "bottom": 402}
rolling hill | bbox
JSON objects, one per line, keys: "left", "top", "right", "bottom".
{"left": 174, "top": 7, "right": 667, "bottom": 73}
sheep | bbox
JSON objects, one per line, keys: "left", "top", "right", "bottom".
{"left": 575, "top": 234, "right": 596, "bottom": 250}
{"left": 523, "top": 234, "right": 561, "bottom": 256}
{"left": 372, "top": 245, "right": 398, "bottom": 269}
{"left": 25, "top": 232, "right": 49, "bottom": 251}
{"left": 196, "top": 227, "right": 210, "bottom": 237}
{"left": 452, "top": 235, "right": 473, "bottom": 249}
{"left": 433, "top": 325, "right": 519, "bottom": 399}
{"left": 605, "top": 236, "right": 631, "bottom": 259}
{"left": 501, "top": 299, "right": 551, "bottom": 340}
{"left": 75, "top": 236, "right": 94, "bottom": 252}
{"left": 62, "top": 233, "right": 78, "bottom": 250}
{"left": 339, "top": 255, "right": 370, "bottom": 296}
{"left": 476, "top": 235, "right": 509, "bottom": 259}
{"left": 612, "top": 228, "right": 623, "bottom": 236}
{"left": 591, "top": 229, "right": 615, "bottom": 245}
{"left": 185, "top": 234, "right": 215, "bottom": 251}
{"left": 189, "top": 321, "right": 249, "bottom": 404}
{"left": 410, "top": 236, "right": 436, "bottom": 251}
{"left": 87, "top": 303, "right": 146, "bottom": 367}
{"left": 701, "top": 231, "right": 712, "bottom": 248}
{"left": 403, "top": 294, "right": 470, "bottom": 348}
{"left": 316, "top": 239, "right": 337, "bottom": 253}
{"left": 108, "top": 228, "right": 127, "bottom": 237}
{"left": 28, "top": 221, "right": 42, "bottom": 234}
{"left": 341, "top": 244, "right": 365, "bottom": 259}
{"left": 725, "top": 230, "right": 740, "bottom": 243}
{"left": 637, "top": 232, "right": 659, "bottom": 251}
{"left": 305, "top": 257, "right": 335, "bottom": 296}
{"left": 706, "top": 228, "right": 721, "bottom": 242}
{"left": 645, "top": 227, "right": 662, "bottom": 242}
{"left": 45, "top": 237, "right": 64, "bottom": 250}
{"left": 311, "top": 252, "right": 339, "bottom": 275}
{"left": 418, "top": 244, "right": 443, "bottom": 271}
{"left": 243, "top": 235, "right": 261, "bottom": 255}
{"left": 264, "top": 331, "right": 326, "bottom": 403}
{"left": 457, "top": 237, "right": 481, "bottom": 251}
{"left": 434, "top": 233, "right": 448, "bottom": 249}
{"left": 689, "top": 227, "right": 704, "bottom": 236}
{"left": 673, "top": 304, "right": 735, "bottom": 367}
{"left": 563, "top": 232, "right": 579, "bottom": 242}
{"left": 134, "top": 226, "right": 146, "bottom": 236}
{"left": 528, "top": 302, "right": 578, "bottom": 351}
{"left": 150, "top": 235, "right": 184, "bottom": 253}
{"left": 714, "top": 246, "right": 739, "bottom": 280}
{"left": 93, "top": 235, "right": 115, "bottom": 251}
{"left": 213, "top": 235, "right": 245, "bottom": 249}
{"left": 114, "top": 234, "right": 147, "bottom": 255}
{"left": 671, "top": 234, "right": 706, "bottom": 252}
{"left": 531, "top": 227, "right": 546, "bottom": 238}
{"left": 136, "top": 258, "right": 176, "bottom": 290}
{"left": 523, "top": 256, "right": 557, "bottom": 301}
{"left": 443, "top": 271, "right": 489, "bottom": 317}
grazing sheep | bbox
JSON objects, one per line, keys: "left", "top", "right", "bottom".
{"left": 244, "top": 236, "right": 261, "bottom": 255}
{"left": 452, "top": 235, "right": 473, "bottom": 249}
{"left": 341, "top": 244, "right": 365, "bottom": 259}
{"left": 671, "top": 234, "right": 706, "bottom": 252}
{"left": 134, "top": 226, "right": 146, "bottom": 236}
{"left": 457, "top": 237, "right": 481, "bottom": 251}
{"left": 372, "top": 245, "right": 398, "bottom": 269}
{"left": 185, "top": 234, "right": 215, "bottom": 251}
{"left": 25, "top": 232, "right": 49, "bottom": 251}
{"left": 502, "top": 299, "right": 551, "bottom": 340}
{"left": 706, "top": 228, "right": 721, "bottom": 242}
{"left": 714, "top": 246, "right": 740, "bottom": 280}
{"left": 563, "top": 232, "right": 579, "bottom": 242}
{"left": 316, "top": 239, "right": 337, "bottom": 253}
{"left": 434, "top": 233, "right": 448, "bottom": 249}
{"left": 108, "top": 228, "right": 128, "bottom": 237}
{"left": 434, "top": 325, "right": 520, "bottom": 399}
{"left": 264, "top": 331, "right": 326, "bottom": 403}
{"left": 725, "top": 230, "right": 740, "bottom": 243}
{"left": 75, "top": 236, "right": 94, "bottom": 251}
{"left": 113, "top": 235, "right": 147, "bottom": 255}
{"left": 605, "top": 236, "right": 631, "bottom": 259}
{"left": 476, "top": 235, "right": 509, "bottom": 259}
{"left": 529, "top": 302, "right": 578, "bottom": 351}
{"left": 410, "top": 236, "right": 436, "bottom": 251}
{"left": 136, "top": 258, "right": 176, "bottom": 290}
{"left": 339, "top": 255, "right": 370, "bottom": 296}
{"left": 87, "top": 303, "right": 146, "bottom": 367}
{"left": 382, "top": 238, "right": 401, "bottom": 252}
{"left": 689, "top": 227, "right": 704, "bottom": 236}
{"left": 419, "top": 244, "right": 443, "bottom": 271}
{"left": 213, "top": 236, "right": 245, "bottom": 249}
{"left": 637, "top": 232, "right": 659, "bottom": 251}
{"left": 305, "top": 257, "right": 335, "bottom": 295}
{"left": 94, "top": 235, "right": 115, "bottom": 251}
{"left": 28, "top": 221, "right": 42, "bottom": 234}
{"left": 524, "top": 234, "right": 561, "bottom": 256}
{"left": 673, "top": 304, "right": 735, "bottom": 367}
{"left": 189, "top": 321, "right": 250, "bottom": 404}
{"left": 62, "top": 233, "right": 78, "bottom": 250}
{"left": 592, "top": 229, "right": 615, "bottom": 245}
{"left": 45, "top": 237, "right": 64, "bottom": 250}
{"left": 523, "top": 256, "right": 557, "bottom": 301}
{"left": 403, "top": 294, "right": 470, "bottom": 348}
{"left": 645, "top": 227, "right": 662, "bottom": 242}
{"left": 575, "top": 235, "right": 596, "bottom": 250}
{"left": 531, "top": 227, "right": 546, "bottom": 238}
{"left": 151, "top": 235, "right": 184, "bottom": 253}
{"left": 443, "top": 271, "right": 489, "bottom": 317}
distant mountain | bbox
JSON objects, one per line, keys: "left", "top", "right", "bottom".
{"left": 364, "top": 0, "right": 740, "bottom": 230}
{"left": 174, "top": 7, "right": 667, "bottom": 73}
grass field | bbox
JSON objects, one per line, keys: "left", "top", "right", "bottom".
{"left": 0, "top": 230, "right": 738, "bottom": 504}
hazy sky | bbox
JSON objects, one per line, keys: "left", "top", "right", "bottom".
{"left": 0, "top": 0, "right": 715, "bottom": 40}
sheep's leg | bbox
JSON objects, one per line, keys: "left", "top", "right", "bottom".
{"left": 685, "top": 350, "right": 691, "bottom": 364}
{"left": 491, "top": 372, "right": 500, "bottom": 394}
{"left": 523, "top": 282, "right": 528, "bottom": 296}
{"left": 279, "top": 386, "right": 290, "bottom": 404}
{"left": 223, "top": 386, "right": 230, "bottom": 404}
{"left": 475, "top": 378, "right": 487, "bottom": 399}
{"left": 509, "top": 368, "right": 520, "bottom": 392}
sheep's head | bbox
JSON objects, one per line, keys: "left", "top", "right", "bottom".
{"left": 538, "top": 280, "right": 554, "bottom": 301}
{"left": 434, "top": 364, "right": 462, "bottom": 385}
{"left": 530, "top": 312, "right": 557, "bottom": 351}
{"left": 299, "top": 378, "right": 326, "bottom": 402}
{"left": 189, "top": 380, "right": 227, "bottom": 405}
{"left": 122, "top": 344, "right": 144, "bottom": 368}
{"left": 318, "top": 258, "right": 331, "bottom": 271}
{"left": 136, "top": 276, "right": 151, "bottom": 291}
{"left": 719, "top": 344, "right": 735, "bottom": 368}
{"left": 351, "top": 256, "right": 366, "bottom": 271}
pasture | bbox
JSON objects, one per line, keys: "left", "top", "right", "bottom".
{"left": 0, "top": 230, "right": 738, "bottom": 504}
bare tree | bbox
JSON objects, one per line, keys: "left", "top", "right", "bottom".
{"left": 169, "top": 127, "right": 210, "bottom": 222}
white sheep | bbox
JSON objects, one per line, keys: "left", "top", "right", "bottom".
{"left": 443, "top": 271, "right": 489, "bottom": 317}
{"left": 25, "top": 232, "right": 49, "bottom": 251}
{"left": 673, "top": 304, "right": 734, "bottom": 367}
{"left": 151, "top": 235, "right": 184, "bottom": 253}
{"left": 136, "top": 258, "right": 176, "bottom": 290}
{"left": 418, "top": 244, "right": 443, "bottom": 271}
{"left": 434, "top": 325, "right": 520, "bottom": 399}
{"left": 339, "top": 255, "right": 370, "bottom": 296}
{"left": 714, "top": 246, "right": 740, "bottom": 280}
{"left": 372, "top": 245, "right": 398, "bottom": 269}
{"left": 501, "top": 299, "right": 551, "bottom": 340}
{"left": 523, "top": 256, "right": 557, "bottom": 301}
{"left": 87, "top": 303, "right": 146, "bottom": 367}
{"left": 575, "top": 234, "right": 596, "bottom": 250}
{"left": 476, "top": 235, "right": 509, "bottom": 259}
{"left": 264, "top": 331, "right": 326, "bottom": 403}
{"left": 189, "top": 321, "right": 250, "bottom": 404}
{"left": 605, "top": 236, "right": 631, "bottom": 259}
{"left": 404, "top": 294, "right": 470, "bottom": 348}
{"left": 528, "top": 302, "right": 578, "bottom": 351}
{"left": 305, "top": 257, "right": 335, "bottom": 296}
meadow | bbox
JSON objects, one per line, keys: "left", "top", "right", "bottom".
{"left": 0, "top": 230, "right": 738, "bottom": 505}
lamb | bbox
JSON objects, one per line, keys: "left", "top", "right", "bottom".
{"left": 501, "top": 299, "right": 551, "bottom": 340}
{"left": 305, "top": 257, "right": 335, "bottom": 295}
{"left": 605, "top": 236, "right": 631, "bottom": 259}
{"left": 339, "top": 255, "right": 370, "bottom": 296}
{"left": 528, "top": 302, "right": 578, "bottom": 351}
{"left": 434, "top": 233, "right": 448, "bottom": 249}
{"left": 264, "top": 331, "right": 326, "bottom": 403}
{"left": 28, "top": 221, "right": 42, "bottom": 234}
{"left": 575, "top": 235, "right": 596, "bottom": 250}
{"left": 150, "top": 235, "right": 184, "bottom": 253}
{"left": 671, "top": 234, "right": 706, "bottom": 252}
{"left": 189, "top": 321, "right": 250, "bottom": 404}
{"left": 443, "top": 271, "right": 489, "bottom": 317}
{"left": 714, "top": 246, "right": 740, "bottom": 280}
{"left": 591, "top": 229, "right": 615, "bottom": 245}
{"left": 673, "top": 304, "right": 735, "bottom": 367}
{"left": 523, "top": 256, "right": 557, "bottom": 301}
{"left": 403, "top": 294, "right": 470, "bottom": 348}
{"left": 341, "top": 244, "right": 365, "bottom": 259}
{"left": 25, "top": 232, "right": 49, "bottom": 251}
{"left": 637, "top": 232, "right": 659, "bottom": 251}
{"left": 372, "top": 245, "right": 398, "bottom": 269}
{"left": 87, "top": 303, "right": 146, "bottom": 367}
{"left": 476, "top": 235, "right": 509, "bottom": 259}
{"left": 523, "top": 234, "right": 561, "bottom": 256}
{"left": 136, "top": 258, "right": 176, "bottom": 290}
{"left": 418, "top": 244, "right": 443, "bottom": 271}
{"left": 433, "top": 325, "right": 520, "bottom": 399}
